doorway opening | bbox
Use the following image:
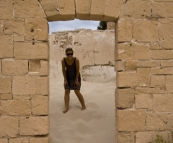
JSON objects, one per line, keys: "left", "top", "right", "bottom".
{"left": 48, "top": 19, "right": 116, "bottom": 143}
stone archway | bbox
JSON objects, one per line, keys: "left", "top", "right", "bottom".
{"left": 0, "top": 0, "right": 173, "bottom": 143}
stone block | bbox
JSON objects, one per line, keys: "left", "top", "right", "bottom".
{"left": 40, "top": 60, "right": 48, "bottom": 76}
{"left": 135, "top": 87, "right": 165, "bottom": 94}
{"left": 0, "top": 0, "right": 13, "bottom": 19}
{"left": 9, "top": 138, "right": 29, "bottom": 143}
{"left": 159, "top": 19, "right": 173, "bottom": 49}
{"left": 161, "top": 60, "right": 173, "bottom": 67}
{"left": 115, "top": 61, "right": 125, "bottom": 71}
{"left": 167, "top": 3, "right": 173, "bottom": 17}
{"left": 28, "top": 72, "right": 40, "bottom": 76}
{"left": 150, "top": 75, "right": 166, "bottom": 87}
{"left": 0, "top": 76, "right": 11, "bottom": 93}
{"left": 0, "top": 60, "right": 1, "bottom": 75}
{"left": 151, "top": 67, "right": 173, "bottom": 74}
{"left": 117, "top": 71, "right": 150, "bottom": 87}
{"left": 117, "top": 43, "right": 150, "bottom": 60}
{"left": 12, "top": 76, "right": 48, "bottom": 95}
{"left": 0, "top": 139, "right": 8, "bottom": 143}
{"left": 135, "top": 94, "right": 152, "bottom": 109}
{"left": 137, "top": 60, "right": 160, "bottom": 68}
{"left": 115, "top": 88, "right": 134, "bottom": 108}
{"left": 1, "top": 99, "right": 31, "bottom": 116}
{"left": 32, "top": 95, "right": 48, "bottom": 115}
{"left": 30, "top": 137, "right": 49, "bottom": 143}
{"left": 14, "top": 43, "right": 48, "bottom": 60}
{"left": 153, "top": 94, "right": 173, "bottom": 112}
{"left": 0, "top": 117, "right": 18, "bottom": 137}
{"left": 2, "top": 59, "right": 28, "bottom": 76}
{"left": 25, "top": 18, "right": 48, "bottom": 41}
{"left": 151, "top": 50, "right": 173, "bottom": 60}
{"left": 13, "top": 95, "right": 31, "bottom": 100}
{"left": 167, "top": 114, "right": 173, "bottom": 130}
{"left": 39, "top": 0, "right": 61, "bottom": 21}
{"left": 118, "top": 19, "right": 133, "bottom": 42}
{"left": 90, "top": 0, "right": 106, "bottom": 20}
{"left": 166, "top": 75, "right": 173, "bottom": 92}
{"left": 4, "top": 19, "right": 24, "bottom": 35}
{"left": 150, "top": 42, "right": 160, "bottom": 50}
{"left": 104, "top": 0, "right": 124, "bottom": 21}
{"left": 0, "top": 35, "right": 13, "bottom": 58}
{"left": 146, "top": 112, "right": 167, "bottom": 130}
{"left": 125, "top": 60, "right": 137, "bottom": 71}
{"left": 29, "top": 60, "right": 40, "bottom": 72}
{"left": 133, "top": 20, "right": 158, "bottom": 42}
{"left": 58, "top": 0, "right": 75, "bottom": 20}
{"left": 0, "top": 21, "right": 3, "bottom": 34}
{"left": 152, "top": 2, "right": 167, "bottom": 17}
{"left": 20, "top": 116, "right": 49, "bottom": 135}
{"left": 1, "top": 94, "right": 12, "bottom": 100}
{"left": 14, "top": 0, "right": 46, "bottom": 18}
{"left": 117, "top": 110, "right": 146, "bottom": 131}
{"left": 116, "top": 132, "right": 134, "bottom": 143}
{"left": 13, "top": 35, "right": 24, "bottom": 42}
{"left": 75, "top": 0, "right": 91, "bottom": 20}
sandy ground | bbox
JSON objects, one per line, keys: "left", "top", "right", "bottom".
{"left": 49, "top": 72, "right": 116, "bottom": 143}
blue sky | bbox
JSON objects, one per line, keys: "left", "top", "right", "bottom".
{"left": 48, "top": 19, "right": 100, "bottom": 34}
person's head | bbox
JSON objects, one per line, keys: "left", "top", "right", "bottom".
{"left": 65, "top": 48, "right": 73, "bottom": 59}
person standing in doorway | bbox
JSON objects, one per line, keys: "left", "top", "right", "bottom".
{"left": 61, "top": 48, "right": 86, "bottom": 113}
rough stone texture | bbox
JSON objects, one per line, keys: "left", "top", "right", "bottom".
{"left": 75, "top": 0, "right": 91, "bottom": 20}
{"left": 117, "top": 72, "right": 150, "bottom": 87}
{"left": 13, "top": 35, "right": 25, "bottom": 42}
{"left": 150, "top": 75, "right": 166, "bottom": 87}
{"left": 58, "top": 0, "right": 75, "bottom": 20}
{"left": 133, "top": 20, "right": 158, "bottom": 42}
{"left": 0, "top": 60, "right": 1, "bottom": 75}
{"left": 1, "top": 94, "right": 13, "bottom": 100}
{"left": 153, "top": 94, "right": 173, "bottom": 112}
{"left": 166, "top": 76, "right": 173, "bottom": 92}
{"left": 2, "top": 60, "right": 28, "bottom": 76}
{"left": 118, "top": 19, "right": 133, "bottom": 42}
{"left": 1, "top": 100, "right": 31, "bottom": 116}
{"left": 135, "top": 94, "right": 152, "bottom": 109}
{"left": 104, "top": 0, "right": 124, "bottom": 21}
{"left": 25, "top": 18, "right": 48, "bottom": 41}
{"left": 0, "top": 35, "right": 13, "bottom": 58}
{"left": 167, "top": 114, "right": 173, "bottom": 130}
{"left": 40, "top": 60, "right": 48, "bottom": 76}
{"left": 151, "top": 50, "right": 173, "bottom": 60}
{"left": 13, "top": 95, "right": 31, "bottom": 100}
{"left": 9, "top": 138, "right": 29, "bottom": 143}
{"left": 161, "top": 60, "right": 173, "bottom": 67}
{"left": 116, "top": 43, "right": 150, "bottom": 60}
{"left": 125, "top": 60, "right": 137, "bottom": 71}
{"left": 135, "top": 87, "right": 165, "bottom": 94}
{"left": 146, "top": 113, "right": 167, "bottom": 130}
{"left": 30, "top": 137, "right": 49, "bottom": 143}
{"left": 117, "top": 110, "right": 146, "bottom": 131}
{"left": 39, "top": 0, "right": 61, "bottom": 21}
{"left": 159, "top": 19, "right": 173, "bottom": 49}
{"left": 0, "top": 21, "right": 2, "bottom": 34}
{"left": 151, "top": 67, "right": 173, "bottom": 75}
{"left": 167, "top": 3, "right": 173, "bottom": 17}
{"left": 90, "top": 0, "right": 106, "bottom": 20}
{"left": 152, "top": 2, "right": 167, "bottom": 18}
{"left": 29, "top": 60, "right": 40, "bottom": 72}
{"left": 4, "top": 19, "right": 24, "bottom": 35}
{"left": 0, "top": 139, "right": 8, "bottom": 143}
{"left": 20, "top": 116, "right": 49, "bottom": 135}
{"left": 137, "top": 61, "right": 160, "bottom": 68}
{"left": 14, "top": 43, "right": 48, "bottom": 60}
{"left": 115, "top": 61, "right": 125, "bottom": 71}
{"left": 0, "top": 117, "right": 18, "bottom": 137}
{"left": 117, "top": 132, "right": 134, "bottom": 143}
{"left": 150, "top": 42, "right": 160, "bottom": 50}
{"left": 120, "top": 0, "right": 151, "bottom": 18}
{"left": 0, "top": 77, "right": 11, "bottom": 93}
{"left": 0, "top": 0, "right": 13, "bottom": 19}
{"left": 32, "top": 95, "right": 48, "bottom": 115}
{"left": 12, "top": 76, "right": 48, "bottom": 95}
{"left": 14, "top": 0, "right": 46, "bottom": 18}
{"left": 115, "top": 88, "right": 134, "bottom": 108}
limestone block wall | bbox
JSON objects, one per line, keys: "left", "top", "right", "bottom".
{"left": 0, "top": 0, "right": 173, "bottom": 143}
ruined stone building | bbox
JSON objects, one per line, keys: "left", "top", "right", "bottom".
{"left": 0, "top": 0, "right": 173, "bottom": 143}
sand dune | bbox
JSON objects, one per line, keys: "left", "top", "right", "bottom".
{"left": 49, "top": 75, "right": 116, "bottom": 143}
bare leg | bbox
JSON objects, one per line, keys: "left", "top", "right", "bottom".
{"left": 63, "top": 89, "right": 70, "bottom": 113}
{"left": 74, "top": 90, "right": 86, "bottom": 110}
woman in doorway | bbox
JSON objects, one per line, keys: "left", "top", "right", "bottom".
{"left": 61, "top": 48, "right": 86, "bottom": 113}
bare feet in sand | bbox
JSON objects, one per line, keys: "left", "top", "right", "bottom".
{"left": 81, "top": 106, "right": 86, "bottom": 110}
{"left": 63, "top": 108, "right": 69, "bottom": 113}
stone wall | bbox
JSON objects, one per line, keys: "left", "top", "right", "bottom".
{"left": 0, "top": 0, "right": 173, "bottom": 143}
{"left": 49, "top": 29, "right": 115, "bottom": 82}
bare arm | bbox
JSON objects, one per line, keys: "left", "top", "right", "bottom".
{"left": 61, "top": 59, "right": 67, "bottom": 81}
{"left": 75, "top": 58, "right": 80, "bottom": 81}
